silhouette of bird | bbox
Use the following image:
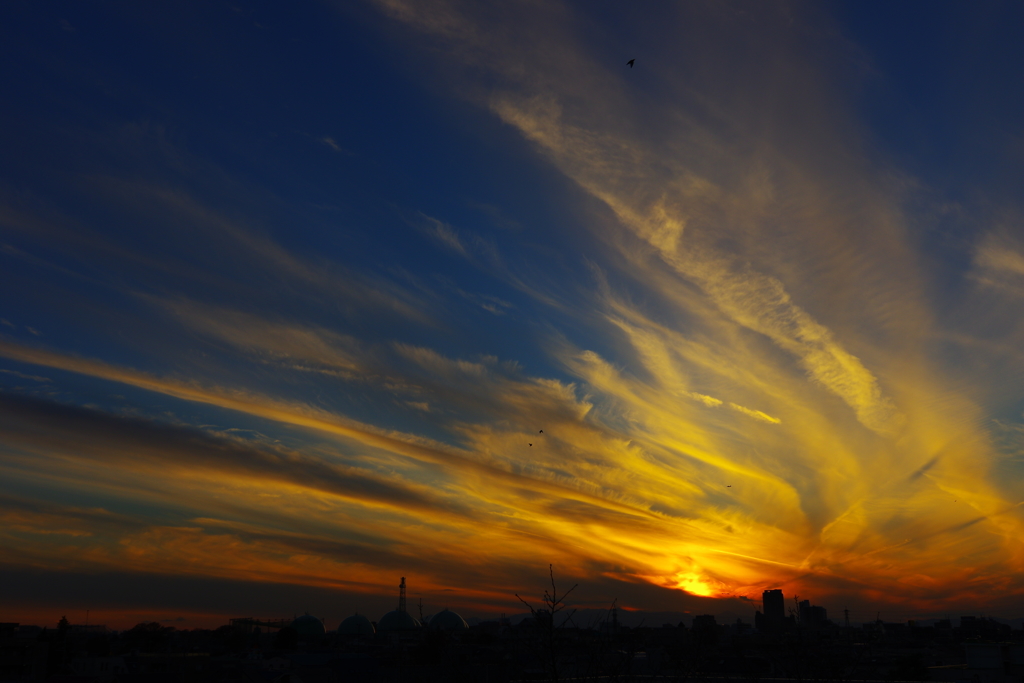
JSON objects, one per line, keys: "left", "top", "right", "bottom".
{"left": 529, "top": 443, "right": 533, "bottom": 447}
{"left": 539, "top": 430, "right": 544, "bottom": 434}
{"left": 727, "top": 485, "right": 732, "bottom": 487}
{"left": 627, "top": 59, "right": 635, "bottom": 68}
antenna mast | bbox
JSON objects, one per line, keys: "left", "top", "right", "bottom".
{"left": 398, "top": 577, "right": 407, "bottom": 613}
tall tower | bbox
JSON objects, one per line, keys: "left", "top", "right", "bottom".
{"left": 762, "top": 589, "right": 785, "bottom": 622}
{"left": 398, "top": 577, "right": 407, "bottom": 613}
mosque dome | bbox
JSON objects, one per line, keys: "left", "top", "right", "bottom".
{"left": 291, "top": 613, "right": 326, "bottom": 639}
{"left": 429, "top": 609, "right": 469, "bottom": 632}
{"left": 376, "top": 610, "right": 420, "bottom": 632}
{"left": 338, "top": 613, "right": 375, "bottom": 637}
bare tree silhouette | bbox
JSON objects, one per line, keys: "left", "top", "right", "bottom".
{"left": 516, "top": 564, "right": 578, "bottom": 682}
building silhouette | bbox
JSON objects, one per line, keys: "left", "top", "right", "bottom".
{"left": 755, "top": 588, "right": 787, "bottom": 633}
{"left": 762, "top": 589, "right": 785, "bottom": 621}
{"left": 799, "top": 599, "right": 828, "bottom": 628}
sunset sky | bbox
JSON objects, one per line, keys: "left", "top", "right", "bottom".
{"left": 4, "top": 1, "right": 1024, "bottom": 630}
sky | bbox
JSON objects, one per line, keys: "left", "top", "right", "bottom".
{"left": 3, "top": 0, "right": 1024, "bottom": 630}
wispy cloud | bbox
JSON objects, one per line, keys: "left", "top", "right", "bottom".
{"left": 367, "top": 0, "right": 1024, "bottom": 608}
{"left": 419, "top": 212, "right": 469, "bottom": 257}
{"left": 0, "top": 368, "right": 50, "bottom": 382}
{"left": 321, "top": 136, "right": 345, "bottom": 153}
{"left": 972, "top": 231, "right": 1024, "bottom": 297}
{"left": 4, "top": 0, "right": 1024, "bottom": 620}
{"left": 727, "top": 403, "right": 781, "bottom": 425}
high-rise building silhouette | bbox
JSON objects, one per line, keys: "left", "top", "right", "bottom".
{"left": 762, "top": 589, "right": 785, "bottom": 621}
{"left": 798, "top": 599, "right": 828, "bottom": 628}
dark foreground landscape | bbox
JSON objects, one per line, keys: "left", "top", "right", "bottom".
{"left": 2, "top": 609, "right": 1022, "bottom": 682}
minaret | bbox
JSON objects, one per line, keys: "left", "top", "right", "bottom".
{"left": 398, "top": 577, "right": 407, "bottom": 613}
